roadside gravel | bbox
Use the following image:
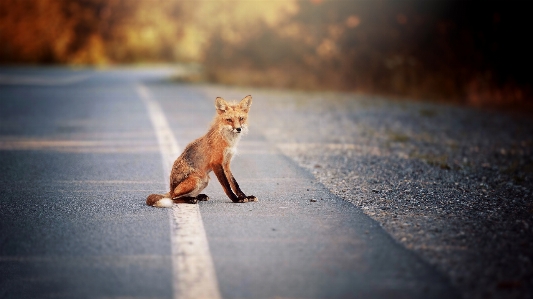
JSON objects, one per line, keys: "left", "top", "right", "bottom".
{"left": 204, "top": 86, "right": 533, "bottom": 299}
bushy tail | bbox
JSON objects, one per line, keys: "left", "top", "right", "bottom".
{"left": 146, "top": 192, "right": 173, "bottom": 208}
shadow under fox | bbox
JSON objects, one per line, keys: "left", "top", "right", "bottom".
{"left": 146, "top": 95, "right": 257, "bottom": 207}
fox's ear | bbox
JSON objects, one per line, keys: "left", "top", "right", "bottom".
{"left": 215, "top": 97, "right": 228, "bottom": 114}
{"left": 239, "top": 95, "right": 252, "bottom": 112}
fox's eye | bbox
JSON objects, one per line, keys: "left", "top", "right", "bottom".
{"left": 239, "top": 117, "right": 244, "bottom": 121}
{"left": 226, "top": 118, "right": 233, "bottom": 123}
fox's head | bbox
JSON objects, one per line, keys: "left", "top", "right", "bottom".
{"left": 215, "top": 95, "right": 252, "bottom": 136}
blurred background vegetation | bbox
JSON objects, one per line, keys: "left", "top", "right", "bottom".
{"left": 1, "top": 0, "right": 530, "bottom": 108}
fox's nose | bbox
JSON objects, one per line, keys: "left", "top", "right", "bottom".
{"left": 236, "top": 128, "right": 242, "bottom": 133}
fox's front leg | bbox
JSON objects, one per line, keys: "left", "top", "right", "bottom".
{"left": 213, "top": 164, "right": 256, "bottom": 203}
{"left": 223, "top": 162, "right": 258, "bottom": 202}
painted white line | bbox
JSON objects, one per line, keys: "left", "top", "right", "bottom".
{"left": 136, "top": 83, "right": 222, "bottom": 299}
{"left": 136, "top": 84, "right": 180, "bottom": 168}
{"left": 0, "top": 73, "right": 92, "bottom": 86}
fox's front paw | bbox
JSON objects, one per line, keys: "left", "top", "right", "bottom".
{"left": 235, "top": 196, "right": 248, "bottom": 203}
{"left": 235, "top": 195, "right": 258, "bottom": 203}
{"left": 246, "top": 195, "right": 258, "bottom": 202}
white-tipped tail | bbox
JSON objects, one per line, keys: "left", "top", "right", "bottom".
{"left": 153, "top": 197, "right": 173, "bottom": 208}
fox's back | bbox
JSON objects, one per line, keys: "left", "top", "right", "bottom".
{"left": 173, "top": 137, "right": 209, "bottom": 173}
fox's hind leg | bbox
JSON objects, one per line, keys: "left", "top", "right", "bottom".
{"left": 197, "top": 194, "right": 209, "bottom": 201}
{"left": 174, "top": 196, "right": 199, "bottom": 204}
{"left": 171, "top": 174, "right": 209, "bottom": 204}
{"left": 176, "top": 194, "right": 208, "bottom": 204}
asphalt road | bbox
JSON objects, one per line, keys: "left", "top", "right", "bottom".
{"left": 0, "top": 67, "right": 458, "bottom": 299}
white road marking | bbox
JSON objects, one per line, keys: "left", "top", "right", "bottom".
{"left": 0, "top": 73, "right": 92, "bottom": 86}
{"left": 136, "top": 84, "right": 180, "bottom": 168}
{"left": 136, "top": 83, "right": 222, "bottom": 299}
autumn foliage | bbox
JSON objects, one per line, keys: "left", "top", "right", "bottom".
{"left": 0, "top": 0, "right": 530, "bottom": 107}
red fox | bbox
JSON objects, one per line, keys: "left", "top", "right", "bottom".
{"left": 146, "top": 95, "right": 258, "bottom": 207}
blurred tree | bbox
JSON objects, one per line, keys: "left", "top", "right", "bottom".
{"left": 202, "top": 0, "right": 531, "bottom": 106}
{"left": 0, "top": 0, "right": 530, "bottom": 107}
{"left": 0, "top": 0, "right": 186, "bottom": 64}
{"left": 1, "top": 0, "right": 70, "bottom": 63}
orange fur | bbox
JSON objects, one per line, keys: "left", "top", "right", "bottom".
{"left": 146, "top": 95, "right": 257, "bottom": 207}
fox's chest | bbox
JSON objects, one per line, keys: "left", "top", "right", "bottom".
{"left": 222, "top": 133, "right": 241, "bottom": 162}
{"left": 223, "top": 144, "right": 237, "bottom": 163}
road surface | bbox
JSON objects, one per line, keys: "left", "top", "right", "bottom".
{"left": 0, "top": 67, "right": 458, "bottom": 299}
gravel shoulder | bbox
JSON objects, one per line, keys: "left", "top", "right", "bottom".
{"left": 201, "top": 85, "right": 533, "bottom": 299}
